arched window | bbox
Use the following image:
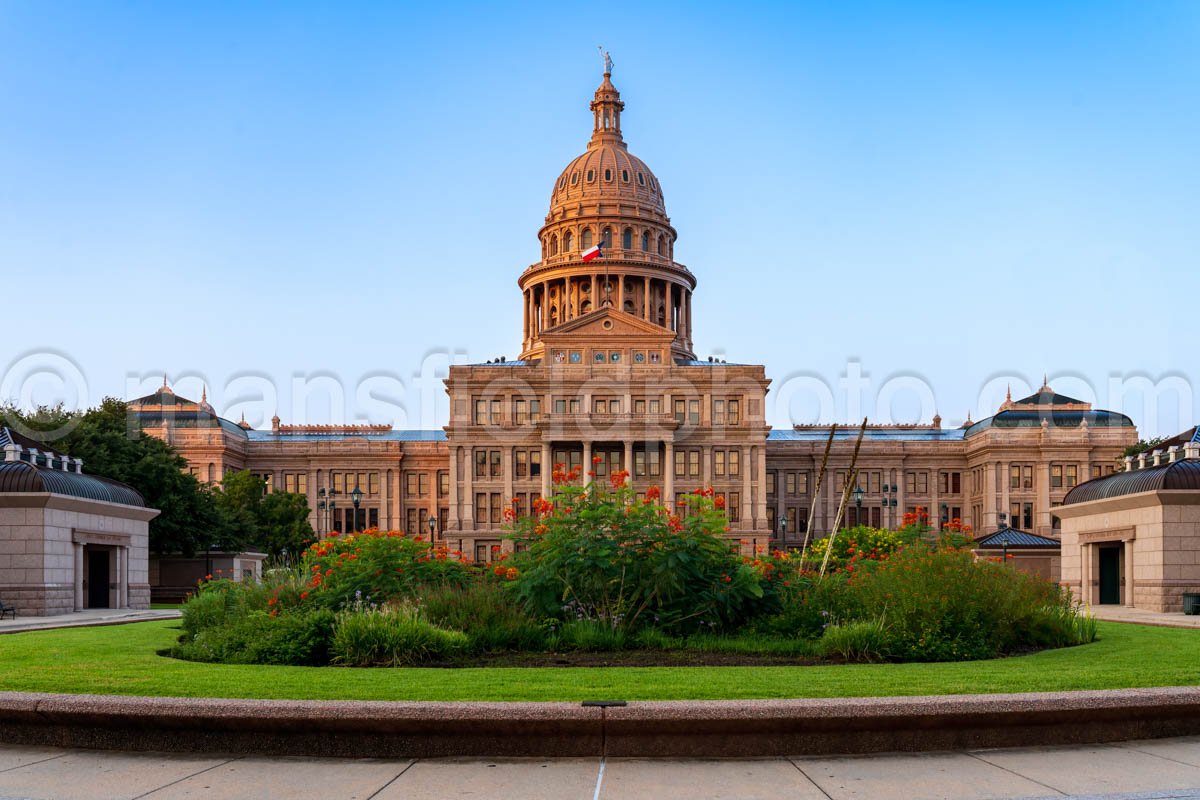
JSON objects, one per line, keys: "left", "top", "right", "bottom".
{"left": 586, "top": 169, "right": 595, "bottom": 182}
{"left": 602, "top": 227, "right": 612, "bottom": 248}
{"left": 571, "top": 172, "right": 579, "bottom": 185}
{"left": 622, "top": 228, "right": 633, "bottom": 249}
{"left": 580, "top": 300, "right": 592, "bottom": 314}
{"left": 657, "top": 235, "right": 667, "bottom": 256}
{"left": 637, "top": 172, "right": 645, "bottom": 186}
{"left": 563, "top": 230, "right": 573, "bottom": 253}
{"left": 549, "top": 307, "right": 559, "bottom": 327}
{"left": 581, "top": 229, "right": 593, "bottom": 249}
{"left": 641, "top": 231, "right": 650, "bottom": 251}
{"left": 622, "top": 169, "right": 629, "bottom": 183}
{"left": 604, "top": 168, "right": 612, "bottom": 182}
{"left": 624, "top": 299, "right": 636, "bottom": 314}
{"left": 550, "top": 234, "right": 558, "bottom": 256}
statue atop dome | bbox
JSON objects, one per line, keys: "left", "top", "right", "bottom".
{"left": 598, "top": 46, "right": 614, "bottom": 75}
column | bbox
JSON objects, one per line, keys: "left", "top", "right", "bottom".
{"left": 582, "top": 441, "right": 592, "bottom": 482}
{"left": 741, "top": 446, "right": 752, "bottom": 531}
{"left": 541, "top": 442, "right": 552, "bottom": 497}
{"left": 982, "top": 462, "right": 997, "bottom": 531}
{"left": 503, "top": 447, "right": 514, "bottom": 504}
{"left": 1036, "top": 461, "right": 1052, "bottom": 535}
{"left": 1001, "top": 461, "right": 1012, "bottom": 525}
{"left": 1081, "top": 543, "right": 1092, "bottom": 605}
{"left": 664, "top": 440, "right": 675, "bottom": 507}
{"left": 623, "top": 440, "right": 633, "bottom": 483}
{"left": 757, "top": 446, "right": 768, "bottom": 532}
{"left": 617, "top": 276, "right": 625, "bottom": 313}
{"left": 643, "top": 276, "right": 651, "bottom": 321}
{"left": 381, "top": 468, "right": 390, "bottom": 530}
{"left": 1124, "top": 539, "right": 1136, "bottom": 607}
{"left": 73, "top": 543, "right": 84, "bottom": 612}
{"left": 702, "top": 446, "right": 712, "bottom": 486}
{"left": 307, "top": 467, "right": 318, "bottom": 532}
{"left": 449, "top": 448, "right": 461, "bottom": 528}
{"left": 120, "top": 547, "right": 129, "bottom": 608}
{"left": 931, "top": 471, "right": 940, "bottom": 531}
{"left": 463, "top": 447, "right": 474, "bottom": 528}
{"left": 391, "top": 469, "right": 402, "bottom": 531}
{"left": 523, "top": 290, "right": 530, "bottom": 345}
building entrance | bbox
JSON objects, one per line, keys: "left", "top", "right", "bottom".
{"left": 1099, "top": 546, "right": 1121, "bottom": 605}
{"left": 87, "top": 548, "right": 110, "bottom": 609}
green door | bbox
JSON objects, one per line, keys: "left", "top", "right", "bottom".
{"left": 1099, "top": 547, "right": 1121, "bottom": 605}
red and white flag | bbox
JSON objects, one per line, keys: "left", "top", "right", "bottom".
{"left": 581, "top": 243, "right": 603, "bottom": 262}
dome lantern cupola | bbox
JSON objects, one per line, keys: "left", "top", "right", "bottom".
{"left": 517, "top": 59, "right": 697, "bottom": 363}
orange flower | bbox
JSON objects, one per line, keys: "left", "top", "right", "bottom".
{"left": 300, "top": 591, "right": 309, "bottom": 600}
{"left": 592, "top": 455, "right": 603, "bottom": 465}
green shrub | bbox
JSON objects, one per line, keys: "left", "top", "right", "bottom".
{"left": 421, "top": 583, "right": 547, "bottom": 653}
{"left": 301, "top": 531, "right": 472, "bottom": 610}
{"left": 817, "top": 617, "right": 889, "bottom": 662}
{"left": 631, "top": 627, "right": 683, "bottom": 650}
{"left": 848, "top": 545, "right": 1074, "bottom": 661}
{"left": 330, "top": 606, "right": 468, "bottom": 666}
{"left": 180, "top": 579, "right": 274, "bottom": 637}
{"left": 508, "top": 480, "right": 767, "bottom": 634}
{"left": 750, "top": 572, "right": 861, "bottom": 640}
{"left": 172, "top": 608, "right": 336, "bottom": 665}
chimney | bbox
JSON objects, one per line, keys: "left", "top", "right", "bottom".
{"left": 3, "top": 443, "right": 19, "bottom": 462}
{"left": 1169, "top": 445, "right": 1181, "bottom": 463}
{"left": 73, "top": 456, "right": 84, "bottom": 474}
{"left": 1124, "top": 455, "right": 1135, "bottom": 471}
{"left": 1185, "top": 443, "right": 1200, "bottom": 461}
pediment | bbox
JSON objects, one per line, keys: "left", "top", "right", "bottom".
{"left": 542, "top": 307, "right": 674, "bottom": 341}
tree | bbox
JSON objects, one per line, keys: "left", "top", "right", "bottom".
{"left": 1118, "top": 437, "right": 1167, "bottom": 470}
{"left": 213, "top": 470, "right": 314, "bottom": 557}
{"left": 1, "top": 399, "right": 226, "bottom": 556}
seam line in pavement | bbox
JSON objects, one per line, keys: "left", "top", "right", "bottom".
{"left": 365, "top": 759, "right": 418, "bottom": 800}
{"left": 965, "top": 750, "right": 1068, "bottom": 796}
{"left": 0, "top": 752, "right": 68, "bottom": 775}
{"left": 1115, "top": 742, "right": 1200, "bottom": 771}
{"left": 592, "top": 757, "right": 606, "bottom": 800}
{"left": 132, "top": 755, "right": 242, "bottom": 799}
{"left": 785, "top": 757, "right": 834, "bottom": 800}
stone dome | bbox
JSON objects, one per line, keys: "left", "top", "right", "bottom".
{"left": 545, "top": 74, "right": 670, "bottom": 224}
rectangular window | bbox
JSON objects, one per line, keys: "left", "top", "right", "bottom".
{"left": 634, "top": 398, "right": 645, "bottom": 414}
{"left": 729, "top": 449, "right": 740, "bottom": 477}
{"left": 635, "top": 450, "right": 647, "bottom": 477}
{"left": 688, "top": 399, "right": 700, "bottom": 425}
{"left": 594, "top": 398, "right": 607, "bottom": 414}
{"left": 490, "top": 493, "right": 501, "bottom": 524}
{"left": 1065, "top": 465, "right": 1077, "bottom": 488}
{"left": 530, "top": 399, "right": 541, "bottom": 422}
{"left": 475, "top": 492, "right": 487, "bottom": 522}
{"left": 728, "top": 399, "right": 740, "bottom": 425}
{"left": 370, "top": 472, "right": 380, "bottom": 495}
{"left": 530, "top": 449, "right": 541, "bottom": 477}
{"left": 438, "top": 470, "right": 449, "bottom": 497}
{"left": 569, "top": 397, "right": 581, "bottom": 414}
{"left": 675, "top": 449, "right": 686, "bottom": 478}
{"left": 1092, "top": 465, "right": 1102, "bottom": 480}
{"left": 1023, "top": 466, "right": 1033, "bottom": 490}
{"left": 515, "top": 450, "right": 528, "bottom": 478}
{"left": 490, "top": 399, "right": 502, "bottom": 425}
{"left": 714, "top": 450, "right": 726, "bottom": 477}
{"left": 713, "top": 399, "right": 725, "bottom": 425}
{"left": 674, "top": 399, "right": 686, "bottom": 423}
{"left": 729, "top": 492, "right": 740, "bottom": 522}
{"left": 1010, "top": 465, "right": 1022, "bottom": 490}
{"left": 474, "top": 449, "right": 487, "bottom": 479}
{"left": 490, "top": 450, "right": 502, "bottom": 478}
{"left": 513, "top": 399, "right": 527, "bottom": 424}
{"left": 418, "top": 473, "right": 428, "bottom": 497}
{"left": 369, "top": 508, "right": 379, "bottom": 529}
{"left": 689, "top": 449, "right": 700, "bottom": 478}
{"left": 407, "top": 509, "right": 417, "bottom": 534}
{"left": 1051, "top": 465, "right": 1063, "bottom": 489}
{"left": 554, "top": 398, "right": 566, "bottom": 414}
{"left": 474, "top": 398, "right": 487, "bottom": 425}
{"left": 1023, "top": 502, "right": 1034, "bottom": 530}
{"left": 867, "top": 471, "right": 881, "bottom": 494}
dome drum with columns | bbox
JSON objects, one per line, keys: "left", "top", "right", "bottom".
{"left": 519, "top": 72, "right": 696, "bottom": 362}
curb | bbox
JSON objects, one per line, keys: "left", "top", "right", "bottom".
{"left": 1, "top": 687, "right": 1199, "bottom": 758}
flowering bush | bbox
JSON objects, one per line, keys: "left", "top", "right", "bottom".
{"left": 806, "top": 526, "right": 904, "bottom": 574}
{"left": 507, "top": 468, "right": 765, "bottom": 633}
{"left": 297, "top": 529, "right": 472, "bottom": 610}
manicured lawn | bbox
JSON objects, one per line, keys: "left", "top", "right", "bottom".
{"left": 0, "top": 620, "right": 1195, "bottom": 701}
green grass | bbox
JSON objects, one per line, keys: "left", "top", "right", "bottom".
{"left": 149, "top": 603, "right": 183, "bottom": 610}
{"left": 0, "top": 620, "right": 1195, "bottom": 701}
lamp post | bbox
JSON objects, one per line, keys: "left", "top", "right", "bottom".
{"left": 998, "top": 532, "right": 1011, "bottom": 564}
{"left": 852, "top": 484, "right": 864, "bottom": 527}
{"left": 351, "top": 484, "right": 363, "bottom": 532}
{"left": 317, "top": 488, "right": 327, "bottom": 536}
{"left": 779, "top": 515, "right": 787, "bottom": 544}
{"left": 882, "top": 483, "right": 891, "bottom": 527}
{"left": 329, "top": 498, "right": 337, "bottom": 533}
{"left": 940, "top": 503, "right": 949, "bottom": 530}
{"left": 428, "top": 515, "right": 437, "bottom": 544}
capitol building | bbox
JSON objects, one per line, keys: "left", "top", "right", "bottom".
{"left": 130, "top": 69, "right": 1138, "bottom": 566}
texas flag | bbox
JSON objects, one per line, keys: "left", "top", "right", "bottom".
{"left": 581, "top": 242, "right": 603, "bottom": 262}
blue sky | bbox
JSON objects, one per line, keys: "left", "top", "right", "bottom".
{"left": 1, "top": 1, "right": 1197, "bottom": 437}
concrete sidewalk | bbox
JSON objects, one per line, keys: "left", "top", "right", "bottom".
{"left": 0, "top": 608, "right": 180, "bottom": 635}
{"left": 1090, "top": 606, "right": 1200, "bottom": 629}
{"left": 1, "top": 738, "right": 1199, "bottom": 800}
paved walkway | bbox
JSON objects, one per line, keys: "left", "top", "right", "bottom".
{"left": 0, "top": 608, "right": 180, "bottom": 635}
{"left": 1090, "top": 606, "right": 1200, "bottom": 629}
{"left": 0, "top": 738, "right": 1199, "bottom": 799}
